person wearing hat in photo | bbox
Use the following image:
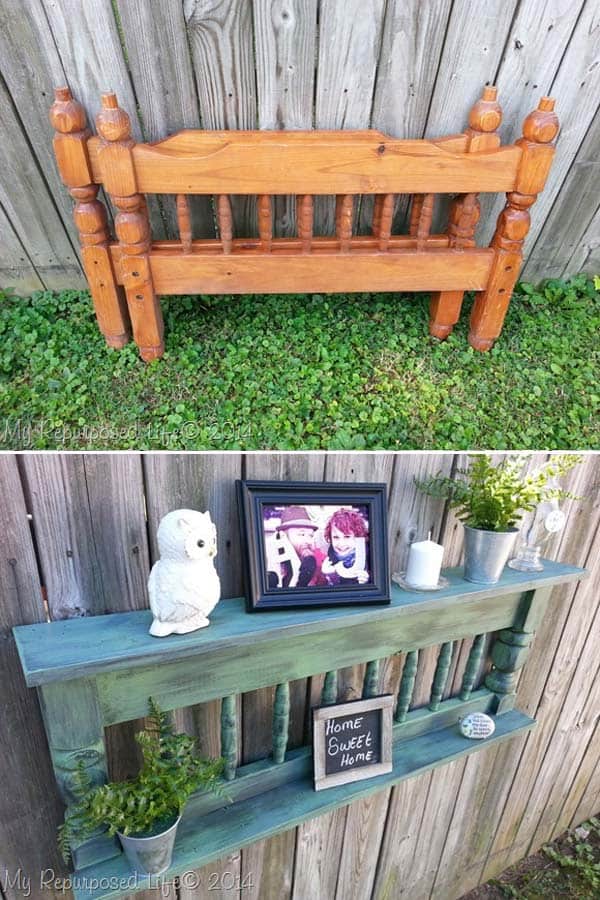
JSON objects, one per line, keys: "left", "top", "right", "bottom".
{"left": 266, "top": 506, "right": 327, "bottom": 589}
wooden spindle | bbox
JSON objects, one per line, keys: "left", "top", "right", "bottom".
{"left": 217, "top": 194, "right": 233, "bottom": 254}
{"left": 362, "top": 660, "right": 380, "bottom": 699}
{"left": 394, "top": 650, "right": 418, "bottom": 723}
{"left": 258, "top": 194, "right": 272, "bottom": 251}
{"left": 448, "top": 192, "right": 480, "bottom": 249}
{"left": 409, "top": 194, "right": 425, "bottom": 236}
{"left": 220, "top": 695, "right": 237, "bottom": 781}
{"left": 297, "top": 195, "right": 313, "bottom": 253}
{"left": 429, "top": 642, "right": 454, "bottom": 711}
{"left": 378, "top": 193, "right": 394, "bottom": 251}
{"left": 50, "top": 87, "right": 130, "bottom": 351}
{"left": 372, "top": 194, "right": 384, "bottom": 237}
{"left": 460, "top": 634, "right": 486, "bottom": 700}
{"left": 96, "top": 91, "right": 163, "bottom": 362}
{"left": 272, "top": 682, "right": 290, "bottom": 763}
{"left": 335, "top": 194, "right": 353, "bottom": 252}
{"left": 176, "top": 194, "right": 192, "bottom": 254}
{"left": 322, "top": 670, "right": 338, "bottom": 705}
{"left": 416, "top": 193, "right": 434, "bottom": 250}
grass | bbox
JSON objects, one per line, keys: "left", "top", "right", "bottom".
{"left": 0, "top": 275, "right": 598, "bottom": 449}
{"left": 462, "top": 815, "right": 600, "bottom": 899}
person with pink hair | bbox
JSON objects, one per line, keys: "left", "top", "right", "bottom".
{"left": 322, "top": 508, "right": 370, "bottom": 586}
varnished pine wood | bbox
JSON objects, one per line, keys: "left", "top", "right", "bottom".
{"left": 50, "top": 87, "right": 130, "bottom": 348}
{"left": 95, "top": 93, "right": 163, "bottom": 361}
{"left": 469, "top": 97, "right": 559, "bottom": 350}
{"left": 217, "top": 194, "right": 233, "bottom": 253}
{"left": 146, "top": 248, "right": 494, "bottom": 296}
{"left": 50, "top": 86, "right": 559, "bottom": 357}
{"left": 176, "top": 194, "right": 192, "bottom": 253}
{"left": 257, "top": 194, "right": 272, "bottom": 251}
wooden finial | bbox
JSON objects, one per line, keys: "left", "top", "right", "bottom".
{"left": 49, "top": 85, "right": 86, "bottom": 134}
{"left": 468, "top": 85, "right": 502, "bottom": 133}
{"left": 522, "top": 96, "right": 559, "bottom": 144}
{"left": 96, "top": 92, "right": 131, "bottom": 143}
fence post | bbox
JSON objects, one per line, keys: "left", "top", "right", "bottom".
{"left": 49, "top": 87, "right": 130, "bottom": 349}
{"left": 429, "top": 85, "right": 502, "bottom": 340}
{"left": 95, "top": 92, "right": 164, "bottom": 361}
{"left": 469, "top": 97, "right": 559, "bottom": 350}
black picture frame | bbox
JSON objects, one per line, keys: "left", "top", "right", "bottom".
{"left": 236, "top": 480, "right": 390, "bottom": 611}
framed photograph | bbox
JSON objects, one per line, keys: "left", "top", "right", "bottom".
{"left": 312, "top": 695, "right": 394, "bottom": 790}
{"left": 236, "top": 480, "right": 389, "bottom": 611}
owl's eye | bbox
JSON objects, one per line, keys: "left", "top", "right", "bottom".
{"left": 197, "top": 539, "right": 205, "bottom": 548}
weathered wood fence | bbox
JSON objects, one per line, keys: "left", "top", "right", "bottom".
{"left": 1, "top": 451, "right": 599, "bottom": 900}
{"left": 0, "top": 0, "right": 598, "bottom": 295}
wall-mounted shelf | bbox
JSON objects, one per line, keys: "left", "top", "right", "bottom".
{"left": 13, "top": 560, "right": 586, "bottom": 899}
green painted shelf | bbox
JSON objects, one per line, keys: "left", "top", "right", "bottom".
{"left": 12, "top": 559, "right": 586, "bottom": 900}
{"left": 73, "top": 706, "right": 535, "bottom": 900}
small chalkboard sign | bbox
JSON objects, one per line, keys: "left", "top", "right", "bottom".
{"left": 312, "top": 695, "right": 393, "bottom": 790}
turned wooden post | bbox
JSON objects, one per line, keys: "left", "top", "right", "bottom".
{"left": 470, "top": 96, "right": 559, "bottom": 350}
{"left": 430, "top": 85, "right": 502, "bottom": 340}
{"left": 49, "top": 87, "right": 130, "bottom": 348}
{"left": 95, "top": 92, "right": 164, "bottom": 361}
{"left": 485, "top": 587, "right": 552, "bottom": 712}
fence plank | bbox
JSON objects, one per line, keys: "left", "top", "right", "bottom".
{"left": 43, "top": 0, "right": 165, "bottom": 238}
{"left": 359, "top": 0, "right": 452, "bottom": 234}
{"left": 313, "top": 0, "right": 386, "bottom": 235}
{"left": 141, "top": 451, "right": 244, "bottom": 899}
{"left": 0, "top": 0, "right": 84, "bottom": 258}
{"left": 0, "top": 80, "right": 82, "bottom": 290}
{"left": 114, "top": 0, "right": 215, "bottom": 239}
{"left": 507, "top": 0, "right": 600, "bottom": 268}
{"left": 0, "top": 201, "right": 44, "bottom": 293}
{"left": 185, "top": 0, "right": 257, "bottom": 235}
{"left": 523, "top": 101, "right": 600, "bottom": 280}
{"left": 0, "top": 456, "right": 65, "bottom": 899}
{"left": 478, "top": 0, "right": 588, "bottom": 252}
{"left": 253, "top": 0, "right": 318, "bottom": 238}
{"left": 241, "top": 452, "right": 326, "bottom": 900}
{"left": 481, "top": 455, "right": 600, "bottom": 880}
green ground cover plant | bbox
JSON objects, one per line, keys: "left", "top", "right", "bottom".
{"left": 0, "top": 275, "right": 597, "bottom": 449}
{"left": 462, "top": 815, "right": 600, "bottom": 899}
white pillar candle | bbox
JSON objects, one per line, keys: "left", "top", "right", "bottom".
{"left": 405, "top": 534, "right": 444, "bottom": 588}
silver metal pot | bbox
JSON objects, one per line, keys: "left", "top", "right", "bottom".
{"left": 463, "top": 525, "right": 518, "bottom": 584}
{"left": 118, "top": 815, "right": 180, "bottom": 875}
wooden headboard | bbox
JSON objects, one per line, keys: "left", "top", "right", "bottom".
{"left": 50, "top": 86, "right": 558, "bottom": 361}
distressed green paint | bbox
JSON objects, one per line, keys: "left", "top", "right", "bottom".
{"left": 460, "top": 633, "right": 486, "bottom": 700}
{"left": 362, "top": 659, "right": 380, "bottom": 699}
{"left": 272, "top": 682, "right": 290, "bottom": 764}
{"left": 485, "top": 586, "right": 554, "bottom": 713}
{"left": 72, "top": 707, "right": 536, "bottom": 900}
{"left": 221, "top": 695, "right": 237, "bottom": 781}
{"left": 13, "top": 562, "right": 585, "bottom": 688}
{"left": 322, "top": 670, "right": 338, "bottom": 705}
{"left": 394, "top": 650, "right": 419, "bottom": 722}
{"left": 429, "top": 642, "right": 454, "bottom": 711}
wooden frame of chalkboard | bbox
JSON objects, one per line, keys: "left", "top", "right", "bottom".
{"left": 237, "top": 480, "right": 390, "bottom": 611}
{"left": 313, "top": 695, "right": 394, "bottom": 790}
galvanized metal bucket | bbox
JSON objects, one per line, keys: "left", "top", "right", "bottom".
{"left": 463, "top": 525, "right": 518, "bottom": 584}
{"left": 118, "top": 815, "right": 180, "bottom": 875}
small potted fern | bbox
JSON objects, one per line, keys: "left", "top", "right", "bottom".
{"left": 416, "top": 454, "right": 580, "bottom": 584}
{"left": 59, "top": 699, "right": 225, "bottom": 876}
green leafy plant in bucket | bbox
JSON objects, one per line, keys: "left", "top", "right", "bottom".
{"left": 415, "top": 454, "right": 581, "bottom": 532}
{"left": 58, "top": 698, "right": 226, "bottom": 863}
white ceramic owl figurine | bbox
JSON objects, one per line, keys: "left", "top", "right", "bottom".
{"left": 148, "top": 509, "right": 221, "bottom": 637}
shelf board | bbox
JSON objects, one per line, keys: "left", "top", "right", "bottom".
{"left": 14, "top": 560, "right": 585, "bottom": 688}
{"left": 73, "top": 707, "right": 535, "bottom": 900}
